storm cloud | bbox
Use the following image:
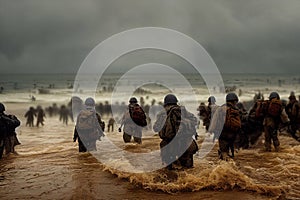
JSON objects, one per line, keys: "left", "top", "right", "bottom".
{"left": 0, "top": 0, "right": 300, "bottom": 74}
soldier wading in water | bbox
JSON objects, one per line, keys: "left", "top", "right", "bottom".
{"left": 153, "top": 94, "right": 198, "bottom": 170}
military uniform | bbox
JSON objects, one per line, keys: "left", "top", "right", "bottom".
{"left": 119, "top": 100, "right": 144, "bottom": 144}
{"left": 73, "top": 98, "right": 104, "bottom": 152}
{"left": 153, "top": 103, "right": 198, "bottom": 169}
{"left": 209, "top": 93, "right": 241, "bottom": 160}
{"left": 285, "top": 95, "right": 300, "bottom": 140}
{"left": 263, "top": 92, "right": 289, "bottom": 152}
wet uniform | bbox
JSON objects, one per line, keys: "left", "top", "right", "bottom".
{"left": 153, "top": 104, "right": 198, "bottom": 169}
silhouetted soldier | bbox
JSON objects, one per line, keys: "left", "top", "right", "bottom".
{"left": 24, "top": 107, "right": 36, "bottom": 127}
{"left": 36, "top": 106, "right": 46, "bottom": 127}
{"left": 0, "top": 103, "right": 21, "bottom": 158}
{"left": 59, "top": 105, "right": 69, "bottom": 125}
{"left": 107, "top": 117, "right": 115, "bottom": 132}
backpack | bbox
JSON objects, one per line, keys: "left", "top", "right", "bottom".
{"left": 159, "top": 106, "right": 198, "bottom": 140}
{"left": 255, "top": 100, "right": 269, "bottom": 119}
{"left": 267, "top": 99, "right": 282, "bottom": 117}
{"left": 129, "top": 104, "right": 147, "bottom": 127}
{"left": 223, "top": 105, "right": 241, "bottom": 132}
{"left": 76, "top": 110, "right": 98, "bottom": 130}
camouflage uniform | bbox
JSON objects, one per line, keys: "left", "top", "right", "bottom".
{"left": 153, "top": 104, "right": 198, "bottom": 169}
{"left": 73, "top": 98, "right": 105, "bottom": 152}
{"left": 263, "top": 107, "right": 289, "bottom": 151}
{"left": 209, "top": 102, "right": 240, "bottom": 160}
{"left": 120, "top": 104, "right": 143, "bottom": 144}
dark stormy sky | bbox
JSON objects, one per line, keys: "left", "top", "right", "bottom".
{"left": 0, "top": 0, "right": 300, "bottom": 74}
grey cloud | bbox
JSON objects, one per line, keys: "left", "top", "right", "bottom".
{"left": 0, "top": 0, "right": 299, "bottom": 74}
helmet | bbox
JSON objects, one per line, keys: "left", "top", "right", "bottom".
{"left": 289, "top": 91, "right": 296, "bottom": 100}
{"left": 164, "top": 94, "right": 178, "bottom": 105}
{"left": 129, "top": 97, "right": 138, "bottom": 104}
{"left": 208, "top": 96, "right": 216, "bottom": 103}
{"left": 0, "top": 103, "right": 5, "bottom": 112}
{"left": 85, "top": 97, "right": 95, "bottom": 106}
{"left": 269, "top": 92, "right": 280, "bottom": 100}
{"left": 226, "top": 93, "right": 239, "bottom": 102}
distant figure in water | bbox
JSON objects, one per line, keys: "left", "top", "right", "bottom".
{"left": 153, "top": 94, "right": 198, "bottom": 170}
{"left": 73, "top": 97, "right": 105, "bottom": 152}
{"left": 107, "top": 117, "right": 115, "bottom": 132}
{"left": 0, "top": 103, "right": 21, "bottom": 158}
{"left": 24, "top": 107, "right": 36, "bottom": 127}
{"left": 59, "top": 105, "right": 69, "bottom": 125}
{"left": 36, "top": 106, "right": 46, "bottom": 127}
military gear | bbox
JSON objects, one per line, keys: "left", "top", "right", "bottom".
{"left": 269, "top": 92, "right": 280, "bottom": 100}
{"left": 120, "top": 104, "right": 143, "bottom": 144}
{"left": 223, "top": 105, "right": 241, "bottom": 132}
{"left": 129, "top": 97, "right": 138, "bottom": 104}
{"left": 208, "top": 96, "right": 216, "bottom": 103}
{"left": 164, "top": 94, "right": 178, "bottom": 105}
{"left": 129, "top": 104, "right": 147, "bottom": 127}
{"left": 153, "top": 105, "right": 198, "bottom": 169}
{"left": 209, "top": 102, "right": 240, "bottom": 160}
{"left": 226, "top": 93, "right": 239, "bottom": 102}
{"left": 85, "top": 97, "right": 96, "bottom": 106}
{"left": 267, "top": 98, "right": 282, "bottom": 117}
{"left": 75, "top": 109, "right": 104, "bottom": 151}
{"left": 255, "top": 100, "right": 269, "bottom": 120}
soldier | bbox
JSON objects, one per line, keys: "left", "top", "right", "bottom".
{"left": 285, "top": 92, "right": 300, "bottom": 141}
{"left": 198, "top": 96, "right": 218, "bottom": 132}
{"left": 36, "top": 106, "right": 46, "bottom": 127}
{"left": 118, "top": 97, "right": 146, "bottom": 144}
{"left": 24, "top": 107, "right": 36, "bottom": 127}
{"left": 73, "top": 98, "right": 105, "bottom": 152}
{"left": 209, "top": 93, "right": 241, "bottom": 160}
{"left": 59, "top": 105, "right": 69, "bottom": 125}
{"left": 263, "top": 92, "right": 289, "bottom": 152}
{"left": 242, "top": 99, "right": 267, "bottom": 148}
{"left": 0, "top": 103, "right": 21, "bottom": 158}
{"left": 153, "top": 94, "right": 198, "bottom": 170}
{"left": 107, "top": 117, "right": 115, "bottom": 132}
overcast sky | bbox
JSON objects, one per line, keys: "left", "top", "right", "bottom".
{"left": 0, "top": 0, "right": 300, "bottom": 74}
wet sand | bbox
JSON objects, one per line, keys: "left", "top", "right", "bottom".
{"left": 0, "top": 102, "right": 299, "bottom": 200}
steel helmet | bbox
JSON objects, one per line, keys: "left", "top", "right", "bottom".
{"left": 208, "top": 96, "right": 216, "bottom": 103}
{"left": 269, "top": 92, "right": 280, "bottom": 100}
{"left": 164, "top": 94, "right": 178, "bottom": 105}
{"left": 129, "top": 97, "right": 138, "bottom": 104}
{"left": 85, "top": 97, "right": 96, "bottom": 106}
{"left": 0, "top": 102, "right": 5, "bottom": 112}
{"left": 226, "top": 93, "right": 239, "bottom": 102}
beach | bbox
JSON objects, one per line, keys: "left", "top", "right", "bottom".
{"left": 0, "top": 102, "right": 299, "bottom": 199}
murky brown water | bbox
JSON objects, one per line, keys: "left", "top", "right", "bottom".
{"left": 0, "top": 103, "right": 299, "bottom": 200}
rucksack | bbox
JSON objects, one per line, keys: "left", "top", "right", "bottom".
{"left": 129, "top": 104, "right": 147, "bottom": 127}
{"left": 223, "top": 105, "right": 241, "bottom": 132}
{"left": 76, "top": 110, "right": 98, "bottom": 130}
{"left": 267, "top": 99, "right": 282, "bottom": 117}
{"left": 255, "top": 100, "right": 269, "bottom": 119}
